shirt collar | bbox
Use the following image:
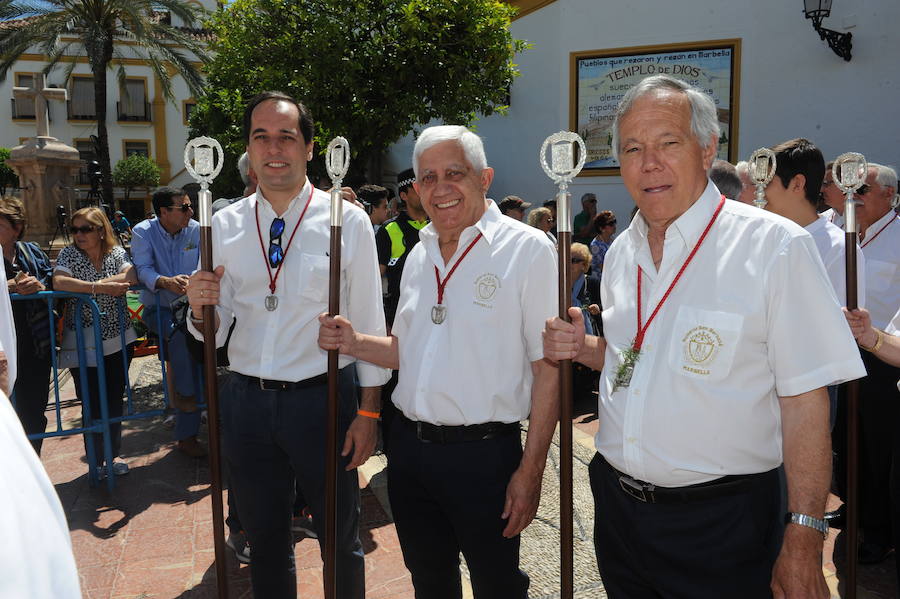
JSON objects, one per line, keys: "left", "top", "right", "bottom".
{"left": 419, "top": 198, "right": 500, "bottom": 247}
{"left": 867, "top": 207, "right": 899, "bottom": 234}
{"left": 253, "top": 179, "right": 313, "bottom": 217}
{"left": 152, "top": 217, "right": 186, "bottom": 240}
{"left": 628, "top": 179, "right": 720, "bottom": 248}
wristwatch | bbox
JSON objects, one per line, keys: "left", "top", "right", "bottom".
{"left": 785, "top": 512, "right": 829, "bottom": 538}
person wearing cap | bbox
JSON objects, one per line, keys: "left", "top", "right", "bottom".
{"left": 543, "top": 74, "right": 865, "bottom": 598}
{"left": 498, "top": 195, "right": 531, "bottom": 221}
{"left": 572, "top": 192, "right": 597, "bottom": 245}
{"left": 111, "top": 210, "right": 131, "bottom": 241}
{"left": 376, "top": 168, "right": 429, "bottom": 328}
{"left": 320, "top": 125, "right": 558, "bottom": 598}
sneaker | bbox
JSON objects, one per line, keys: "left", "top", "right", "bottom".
{"left": 291, "top": 509, "right": 317, "bottom": 538}
{"left": 226, "top": 531, "right": 251, "bottom": 564}
{"left": 110, "top": 461, "right": 130, "bottom": 476}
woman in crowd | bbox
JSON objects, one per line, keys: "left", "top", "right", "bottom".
{"left": 570, "top": 242, "right": 602, "bottom": 403}
{"left": 53, "top": 207, "right": 137, "bottom": 477}
{"left": 589, "top": 210, "right": 616, "bottom": 279}
{"left": 1, "top": 196, "right": 54, "bottom": 454}
{"left": 527, "top": 206, "right": 556, "bottom": 244}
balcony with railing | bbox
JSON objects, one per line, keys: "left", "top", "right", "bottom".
{"left": 117, "top": 101, "right": 152, "bottom": 122}
{"left": 67, "top": 99, "right": 96, "bottom": 121}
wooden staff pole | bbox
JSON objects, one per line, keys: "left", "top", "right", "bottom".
{"left": 324, "top": 138, "right": 349, "bottom": 599}
{"left": 836, "top": 153, "right": 866, "bottom": 599}
{"left": 556, "top": 186, "right": 574, "bottom": 599}
{"left": 190, "top": 136, "right": 229, "bottom": 599}
{"left": 541, "top": 131, "right": 585, "bottom": 599}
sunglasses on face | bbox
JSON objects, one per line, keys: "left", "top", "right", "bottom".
{"left": 168, "top": 203, "right": 193, "bottom": 212}
{"left": 856, "top": 184, "right": 871, "bottom": 195}
{"left": 70, "top": 225, "right": 96, "bottom": 234}
{"left": 571, "top": 257, "right": 585, "bottom": 264}
{"left": 268, "top": 217, "right": 285, "bottom": 268}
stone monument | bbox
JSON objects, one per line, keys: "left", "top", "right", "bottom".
{"left": 7, "top": 72, "right": 83, "bottom": 246}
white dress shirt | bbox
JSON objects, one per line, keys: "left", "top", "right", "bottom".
{"left": 391, "top": 201, "right": 557, "bottom": 425}
{"left": 0, "top": 389, "right": 81, "bottom": 598}
{"left": 821, "top": 208, "right": 845, "bottom": 229}
{"left": 188, "top": 182, "right": 390, "bottom": 387}
{"left": 0, "top": 280, "right": 15, "bottom": 395}
{"left": 859, "top": 209, "right": 900, "bottom": 329}
{"left": 597, "top": 182, "right": 866, "bottom": 487}
{"left": 805, "top": 214, "right": 866, "bottom": 307}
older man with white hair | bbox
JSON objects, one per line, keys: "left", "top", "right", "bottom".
{"left": 319, "top": 125, "right": 558, "bottom": 598}
{"left": 837, "top": 162, "right": 900, "bottom": 565}
{"left": 543, "top": 74, "right": 865, "bottom": 598}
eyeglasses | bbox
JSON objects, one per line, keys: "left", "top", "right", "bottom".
{"left": 269, "top": 217, "right": 285, "bottom": 268}
{"left": 571, "top": 257, "right": 585, "bottom": 264}
{"left": 856, "top": 184, "right": 871, "bottom": 195}
{"left": 69, "top": 225, "right": 96, "bottom": 234}
{"left": 168, "top": 203, "right": 193, "bottom": 212}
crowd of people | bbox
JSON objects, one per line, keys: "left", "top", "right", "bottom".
{"left": 1, "top": 72, "right": 899, "bottom": 599}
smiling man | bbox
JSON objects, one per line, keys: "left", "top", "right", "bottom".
{"left": 186, "top": 91, "right": 388, "bottom": 598}
{"left": 319, "top": 125, "right": 558, "bottom": 599}
{"left": 543, "top": 75, "right": 865, "bottom": 598}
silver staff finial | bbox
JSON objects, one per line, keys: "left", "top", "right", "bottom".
{"left": 748, "top": 148, "right": 777, "bottom": 209}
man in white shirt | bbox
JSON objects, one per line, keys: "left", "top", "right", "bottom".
{"left": 319, "top": 125, "right": 558, "bottom": 599}
{"left": 762, "top": 138, "right": 866, "bottom": 430}
{"left": 840, "top": 162, "right": 900, "bottom": 564}
{"left": 0, "top": 277, "right": 15, "bottom": 395}
{"left": 820, "top": 161, "right": 846, "bottom": 229}
{"left": 186, "top": 91, "right": 389, "bottom": 599}
{"left": 543, "top": 75, "right": 865, "bottom": 598}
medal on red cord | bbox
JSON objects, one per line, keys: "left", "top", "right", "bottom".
{"left": 612, "top": 197, "right": 726, "bottom": 392}
{"left": 432, "top": 232, "right": 483, "bottom": 324}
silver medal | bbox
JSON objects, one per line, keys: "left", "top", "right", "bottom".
{"left": 265, "top": 294, "right": 278, "bottom": 311}
{"left": 431, "top": 304, "right": 447, "bottom": 325}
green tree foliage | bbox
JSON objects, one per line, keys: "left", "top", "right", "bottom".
{"left": 191, "top": 0, "right": 527, "bottom": 189}
{"left": 0, "top": 147, "right": 19, "bottom": 195}
{"left": 112, "top": 154, "right": 161, "bottom": 201}
{"left": 0, "top": 0, "right": 210, "bottom": 205}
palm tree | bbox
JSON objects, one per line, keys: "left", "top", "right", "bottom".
{"left": 0, "top": 0, "right": 209, "bottom": 207}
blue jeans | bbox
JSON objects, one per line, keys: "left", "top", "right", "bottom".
{"left": 143, "top": 304, "right": 201, "bottom": 441}
{"left": 221, "top": 367, "right": 365, "bottom": 598}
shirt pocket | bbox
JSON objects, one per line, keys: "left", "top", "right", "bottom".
{"left": 667, "top": 306, "right": 744, "bottom": 382}
{"left": 295, "top": 253, "right": 330, "bottom": 303}
{"left": 866, "top": 259, "right": 896, "bottom": 293}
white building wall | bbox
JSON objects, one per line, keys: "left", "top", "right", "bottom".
{"left": 385, "top": 0, "right": 900, "bottom": 228}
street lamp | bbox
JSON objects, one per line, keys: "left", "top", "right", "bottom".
{"left": 803, "top": 0, "right": 853, "bottom": 61}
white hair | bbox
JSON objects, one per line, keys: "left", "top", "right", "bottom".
{"left": 611, "top": 74, "right": 720, "bottom": 162}
{"left": 237, "top": 152, "right": 251, "bottom": 186}
{"left": 735, "top": 160, "right": 750, "bottom": 178}
{"left": 412, "top": 125, "right": 487, "bottom": 176}
{"left": 869, "top": 163, "right": 898, "bottom": 191}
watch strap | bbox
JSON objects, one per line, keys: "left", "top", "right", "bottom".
{"left": 785, "top": 512, "right": 828, "bottom": 538}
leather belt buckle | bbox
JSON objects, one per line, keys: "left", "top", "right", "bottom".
{"left": 619, "top": 475, "right": 656, "bottom": 503}
{"left": 259, "top": 378, "right": 287, "bottom": 391}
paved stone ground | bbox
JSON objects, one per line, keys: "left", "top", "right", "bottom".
{"left": 39, "top": 358, "right": 897, "bottom": 598}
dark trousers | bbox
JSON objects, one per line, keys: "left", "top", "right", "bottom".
{"left": 221, "top": 368, "right": 364, "bottom": 599}
{"left": 11, "top": 349, "right": 52, "bottom": 455}
{"left": 589, "top": 454, "right": 782, "bottom": 599}
{"left": 71, "top": 349, "right": 130, "bottom": 468}
{"left": 833, "top": 352, "right": 900, "bottom": 547}
{"left": 386, "top": 419, "right": 529, "bottom": 599}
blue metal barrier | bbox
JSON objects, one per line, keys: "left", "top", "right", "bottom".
{"left": 9, "top": 286, "right": 204, "bottom": 492}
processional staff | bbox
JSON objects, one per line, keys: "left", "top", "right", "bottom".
{"left": 324, "top": 136, "right": 350, "bottom": 599}
{"left": 184, "top": 136, "right": 228, "bottom": 599}
{"left": 540, "top": 131, "right": 586, "bottom": 599}
{"left": 748, "top": 147, "right": 777, "bottom": 210}
{"left": 833, "top": 151, "right": 867, "bottom": 599}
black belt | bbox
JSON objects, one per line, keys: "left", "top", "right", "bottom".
{"left": 601, "top": 455, "right": 766, "bottom": 504}
{"left": 398, "top": 412, "right": 519, "bottom": 444}
{"left": 238, "top": 372, "right": 328, "bottom": 391}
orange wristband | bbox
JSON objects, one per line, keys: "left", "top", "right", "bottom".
{"left": 357, "top": 409, "right": 381, "bottom": 419}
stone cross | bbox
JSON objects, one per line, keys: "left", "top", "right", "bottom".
{"left": 13, "top": 72, "right": 67, "bottom": 138}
